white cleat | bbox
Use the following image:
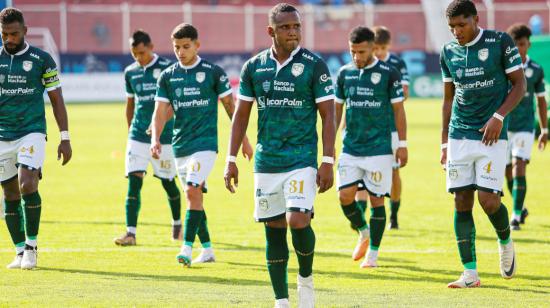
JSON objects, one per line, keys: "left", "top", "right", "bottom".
{"left": 274, "top": 298, "right": 290, "bottom": 308}
{"left": 176, "top": 245, "right": 192, "bottom": 267}
{"left": 21, "top": 247, "right": 37, "bottom": 270}
{"left": 6, "top": 254, "right": 23, "bottom": 269}
{"left": 360, "top": 248, "right": 378, "bottom": 268}
{"left": 297, "top": 274, "right": 314, "bottom": 308}
{"left": 352, "top": 227, "right": 370, "bottom": 261}
{"left": 499, "top": 239, "right": 516, "bottom": 279}
{"left": 192, "top": 248, "right": 215, "bottom": 264}
{"left": 447, "top": 270, "right": 481, "bottom": 288}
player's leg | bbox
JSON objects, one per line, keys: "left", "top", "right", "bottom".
{"left": 362, "top": 194, "right": 385, "bottom": 268}
{"left": 388, "top": 168, "right": 401, "bottom": 229}
{"left": 509, "top": 132, "right": 533, "bottom": 227}
{"left": 505, "top": 132, "right": 514, "bottom": 194}
{"left": 355, "top": 187, "right": 368, "bottom": 213}
{"left": 2, "top": 175, "right": 26, "bottom": 269}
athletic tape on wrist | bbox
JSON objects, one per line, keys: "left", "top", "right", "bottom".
{"left": 493, "top": 112, "right": 504, "bottom": 122}
{"left": 322, "top": 156, "right": 334, "bottom": 164}
{"left": 398, "top": 140, "right": 407, "bottom": 148}
{"left": 226, "top": 155, "right": 237, "bottom": 163}
{"left": 60, "top": 131, "right": 70, "bottom": 141}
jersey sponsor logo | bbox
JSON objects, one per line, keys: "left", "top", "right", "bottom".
{"left": 22, "top": 60, "right": 33, "bottom": 71}
{"left": 153, "top": 68, "right": 161, "bottom": 79}
{"left": 345, "top": 75, "right": 359, "bottom": 80}
{"left": 457, "top": 67, "right": 485, "bottom": 78}
{"left": 456, "top": 78, "right": 495, "bottom": 90}
{"left": 455, "top": 68, "right": 463, "bottom": 79}
{"left": 132, "top": 74, "right": 144, "bottom": 80}
{"left": 356, "top": 86, "right": 374, "bottom": 96}
{"left": 485, "top": 38, "right": 496, "bottom": 43}
{"left": 170, "top": 77, "right": 184, "bottom": 82}
{"left": 505, "top": 46, "right": 518, "bottom": 56}
{"left": 525, "top": 68, "right": 533, "bottom": 78}
{"left": 451, "top": 57, "right": 464, "bottom": 62}
{"left": 478, "top": 48, "right": 489, "bottom": 62}
{"left": 273, "top": 80, "right": 295, "bottom": 92}
{"left": 137, "top": 94, "right": 155, "bottom": 102}
{"left": 139, "top": 82, "right": 156, "bottom": 92}
{"left": 291, "top": 63, "right": 304, "bottom": 77}
{"left": 201, "top": 63, "right": 212, "bottom": 68}
{"left": 220, "top": 75, "right": 228, "bottom": 82}
{"left": 347, "top": 99, "right": 382, "bottom": 108}
{"left": 0, "top": 64, "right": 8, "bottom": 68}
{"left": 196, "top": 72, "right": 205, "bottom": 83}
{"left": 0, "top": 74, "right": 4, "bottom": 83}
{"left": 257, "top": 96, "right": 266, "bottom": 109}
{"left": 0, "top": 87, "right": 36, "bottom": 95}
{"left": 30, "top": 53, "right": 40, "bottom": 60}
{"left": 371, "top": 72, "right": 381, "bottom": 85}
{"left": 509, "top": 53, "right": 521, "bottom": 64}
{"left": 302, "top": 53, "right": 314, "bottom": 61}
{"left": 183, "top": 87, "right": 201, "bottom": 96}
{"left": 264, "top": 97, "right": 304, "bottom": 108}
{"left": 262, "top": 80, "right": 270, "bottom": 92}
{"left": 379, "top": 64, "right": 390, "bottom": 71}
{"left": 324, "top": 84, "right": 333, "bottom": 93}
{"left": 319, "top": 74, "right": 329, "bottom": 83}
{"left": 256, "top": 67, "right": 274, "bottom": 73}
{"left": 172, "top": 99, "right": 209, "bottom": 111}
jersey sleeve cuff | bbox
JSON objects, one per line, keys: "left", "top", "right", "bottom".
{"left": 505, "top": 65, "right": 522, "bottom": 74}
{"left": 46, "top": 85, "right": 60, "bottom": 92}
{"left": 391, "top": 97, "right": 404, "bottom": 104}
{"left": 237, "top": 94, "right": 254, "bottom": 102}
{"left": 442, "top": 77, "right": 453, "bottom": 83}
{"left": 315, "top": 94, "right": 335, "bottom": 104}
{"left": 155, "top": 96, "right": 170, "bottom": 103}
{"left": 334, "top": 97, "right": 345, "bottom": 104}
{"left": 126, "top": 93, "right": 135, "bottom": 98}
{"left": 401, "top": 80, "right": 410, "bottom": 85}
{"left": 536, "top": 92, "right": 546, "bottom": 97}
{"left": 218, "top": 88, "right": 233, "bottom": 99}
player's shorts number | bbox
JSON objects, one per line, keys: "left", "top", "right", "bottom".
{"left": 289, "top": 180, "right": 304, "bottom": 194}
{"left": 483, "top": 161, "right": 492, "bottom": 174}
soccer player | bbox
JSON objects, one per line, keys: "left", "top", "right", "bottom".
{"left": 0, "top": 8, "right": 72, "bottom": 269}
{"left": 224, "top": 4, "right": 335, "bottom": 307}
{"left": 335, "top": 26, "right": 407, "bottom": 268}
{"left": 114, "top": 30, "right": 182, "bottom": 246}
{"left": 151, "top": 23, "right": 253, "bottom": 266}
{"left": 440, "top": 0, "right": 526, "bottom": 288}
{"left": 504, "top": 23, "right": 547, "bottom": 230}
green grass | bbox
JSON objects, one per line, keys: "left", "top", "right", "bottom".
{"left": 1, "top": 99, "right": 549, "bottom": 307}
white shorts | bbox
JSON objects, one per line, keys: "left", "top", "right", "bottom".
{"left": 507, "top": 131, "right": 534, "bottom": 164}
{"left": 391, "top": 131, "right": 400, "bottom": 169}
{"left": 337, "top": 153, "right": 393, "bottom": 198}
{"left": 446, "top": 138, "right": 507, "bottom": 194}
{"left": 0, "top": 133, "right": 46, "bottom": 183}
{"left": 254, "top": 167, "right": 317, "bottom": 222}
{"left": 175, "top": 151, "right": 217, "bottom": 192}
{"left": 125, "top": 139, "right": 176, "bottom": 180}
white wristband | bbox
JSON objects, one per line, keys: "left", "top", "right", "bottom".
{"left": 493, "top": 112, "right": 504, "bottom": 122}
{"left": 226, "top": 155, "right": 237, "bottom": 163}
{"left": 441, "top": 143, "right": 448, "bottom": 150}
{"left": 60, "top": 131, "right": 70, "bottom": 141}
{"left": 398, "top": 140, "right": 407, "bottom": 148}
{"left": 321, "top": 156, "right": 334, "bottom": 164}
{"left": 542, "top": 128, "right": 548, "bottom": 134}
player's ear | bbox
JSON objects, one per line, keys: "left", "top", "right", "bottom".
{"left": 473, "top": 15, "right": 479, "bottom": 25}
{"left": 267, "top": 26, "right": 275, "bottom": 38}
{"left": 194, "top": 40, "right": 200, "bottom": 50}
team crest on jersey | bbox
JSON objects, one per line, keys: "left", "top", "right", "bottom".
{"left": 196, "top": 72, "right": 205, "bottom": 83}
{"left": 456, "top": 68, "right": 463, "bottom": 79}
{"left": 175, "top": 88, "right": 182, "bottom": 97}
{"left": 478, "top": 48, "right": 489, "bottom": 62}
{"left": 153, "top": 68, "right": 161, "bottom": 79}
{"left": 0, "top": 74, "right": 4, "bottom": 84}
{"left": 22, "top": 60, "right": 33, "bottom": 71}
{"left": 525, "top": 68, "right": 533, "bottom": 78}
{"left": 262, "top": 80, "right": 270, "bottom": 93}
{"left": 371, "top": 72, "right": 381, "bottom": 85}
{"left": 349, "top": 86, "right": 355, "bottom": 96}
{"left": 136, "top": 84, "right": 142, "bottom": 92}
{"left": 291, "top": 63, "right": 304, "bottom": 77}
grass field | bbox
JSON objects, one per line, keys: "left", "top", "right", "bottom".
{"left": 1, "top": 99, "right": 549, "bottom": 307}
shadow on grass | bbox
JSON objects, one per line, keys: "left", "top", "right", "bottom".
{"left": 476, "top": 235, "right": 550, "bottom": 245}
{"left": 41, "top": 220, "right": 168, "bottom": 227}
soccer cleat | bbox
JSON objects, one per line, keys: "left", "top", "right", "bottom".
{"left": 274, "top": 298, "right": 290, "bottom": 308}
{"left": 447, "top": 270, "right": 481, "bottom": 288}
{"left": 352, "top": 227, "right": 370, "bottom": 261}
{"left": 21, "top": 245, "right": 37, "bottom": 270}
{"left": 297, "top": 274, "right": 314, "bottom": 308}
{"left": 6, "top": 253, "right": 23, "bottom": 269}
{"left": 176, "top": 245, "right": 192, "bottom": 267}
{"left": 172, "top": 224, "right": 183, "bottom": 241}
{"left": 360, "top": 248, "right": 378, "bottom": 268}
{"left": 114, "top": 232, "right": 136, "bottom": 246}
{"left": 499, "top": 239, "right": 516, "bottom": 279}
{"left": 387, "top": 217, "right": 399, "bottom": 230}
{"left": 510, "top": 219, "right": 520, "bottom": 231}
{"left": 520, "top": 208, "right": 528, "bottom": 224}
{"left": 192, "top": 248, "right": 215, "bottom": 264}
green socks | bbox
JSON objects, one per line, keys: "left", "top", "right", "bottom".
{"left": 512, "top": 176, "right": 526, "bottom": 216}
{"left": 125, "top": 175, "right": 143, "bottom": 229}
{"left": 356, "top": 200, "right": 367, "bottom": 213}
{"left": 291, "top": 225, "right": 315, "bottom": 278}
{"left": 488, "top": 204, "right": 511, "bottom": 244}
{"left": 265, "top": 226, "right": 289, "bottom": 300}
{"left": 161, "top": 179, "right": 181, "bottom": 222}
{"left": 507, "top": 179, "right": 514, "bottom": 195}
{"left": 454, "top": 210, "right": 477, "bottom": 270}
{"left": 22, "top": 192, "right": 41, "bottom": 240}
{"left": 197, "top": 211, "right": 211, "bottom": 248}
{"left": 369, "top": 206, "right": 386, "bottom": 249}
{"left": 183, "top": 210, "right": 203, "bottom": 247}
{"left": 390, "top": 200, "right": 401, "bottom": 220}
{"left": 341, "top": 201, "right": 368, "bottom": 230}
{"left": 4, "top": 199, "right": 25, "bottom": 248}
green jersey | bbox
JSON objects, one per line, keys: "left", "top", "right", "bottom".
{"left": 440, "top": 29, "right": 523, "bottom": 140}
{"left": 335, "top": 59, "right": 404, "bottom": 156}
{"left": 381, "top": 53, "right": 408, "bottom": 132}
{"left": 124, "top": 54, "right": 173, "bottom": 144}
{"left": 0, "top": 43, "right": 60, "bottom": 141}
{"left": 508, "top": 58, "right": 545, "bottom": 132}
{"left": 155, "top": 57, "right": 232, "bottom": 158}
{"left": 238, "top": 47, "right": 334, "bottom": 173}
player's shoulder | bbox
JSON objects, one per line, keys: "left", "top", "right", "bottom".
{"left": 529, "top": 59, "right": 542, "bottom": 70}
{"left": 157, "top": 56, "right": 172, "bottom": 68}
{"left": 246, "top": 49, "right": 270, "bottom": 66}
{"left": 27, "top": 45, "right": 49, "bottom": 59}
{"left": 199, "top": 58, "right": 224, "bottom": 74}
{"left": 124, "top": 61, "right": 140, "bottom": 74}
{"left": 388, "top": 53, "right": 404, "bottom": 65}
{"left": 483, "top": 29, "right": 513, "bottom": 46}
{"left": 377, "top": 60, "right": 392, "bottom": 72}
{"left": 298, "top": 47, "right": 324, "bottom": 64}
{"left": 337, "top": 62, "right": 356, "bottom": 77}
{"left": 158, "top": 62, "right": 179, "bottom": 78}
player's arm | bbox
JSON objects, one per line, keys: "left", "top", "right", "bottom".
{"left": 389, "top": 68, "right": 407, "bottom": 167}
{"left": 335, "top": 103, "right": 344, "bottom": 132}
{"left": 317, "top": 100, "right": 336, "bottom": 193}
{"left": 150, "top": 101, "right": 173, "bottom": 159}
{"left": 48, "top": 88, "right": 72, "bottom": 165}
{"left": 441, "top": 82, "right": 454, "bottom": 167}
{"left": 220, "top": 94, "right": 253, "bottom": 160}
{"left": 334, "top": 71, "right": 346, "bottom": 133}
{"left": 224, "top": 98, "right": 253, "bottom": 193}
{"left": 126, "top": 97, "right": 135, "bottom": 129}
{"left": 536, "top": 95, "right": 548, "bottom": 151}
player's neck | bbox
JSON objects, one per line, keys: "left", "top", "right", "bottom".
{"left": 271, "top": 45, "right": 297, "bottom": 64}
{"left": 4, "top": 41, "right": 27, "bottom": 55}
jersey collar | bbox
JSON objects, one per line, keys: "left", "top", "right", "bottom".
{"left": 523, "top": 56, "right": 530, "bottom": 68}
{"left": 1, "top": 41, "right": 30, "bottom": 56}
{"left": 464, "top": 28, "right": 484, "bottom": 47}
{"left": 178, "top": 56, "right": 201, "bottom": 70}
{"left": 362, "top": 57, "right": 379, "bottom": 70}
{"left": 269, "top": 46, "right": 301, "bottom": 73}
{"left": 142, "top": 53, "right": 159, "bottom": 69}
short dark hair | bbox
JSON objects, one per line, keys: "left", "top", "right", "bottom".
{"left": 373, "top": 26, "right": 391, "bottom": 45}
{"left": 0, "top": 7, "right": 25, "bottom": 25}
{"left": 130, "top": 29, "right": 151, "bottom": 47}
{"left": 349, "top": 26, "right": 374, "bottom": 44}
{"left": 446, "top": 0, "right": 477, "bottom": 18}
{"left": 269, "top": 3, "right": 299, "bottom": 25}
{"left": 171, "top": 23, "right": 198, "bottom": 40}
{"left": 507, "top": 23, "right": 532, "bottom": 41}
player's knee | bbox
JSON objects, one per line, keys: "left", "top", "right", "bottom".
{"left": 19, "top": 177, "right": 37, "bottom": 195}
{"left": 287, "top": 212, "right": 311, "bottom": 229}
{"left": 338, "top": 189, "right": 355, "bottom": 205}
{"left": 185, "top": 186, "right": 203, "bottom": 208}
{"left": 478, "top": 192, "right": 500, "bottom": 214}
{"left": 454, "top": 191, "right": 474, "bottom": 210}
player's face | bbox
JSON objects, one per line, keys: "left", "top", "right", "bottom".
{"left": 172, "top": 38, "right": 200, "bottom": 66}
{"left": 514, "top": 37, "right": 530, "bottom": 63}
{"left": 130, "top": 43, "right": 154, "bottom": 67}
{"left": 1, "top": 21, "right": 26, "bottom": 54}
{"left": 447, "top": 15, "right": 479, "bottom": 46}
{"left": 349, "top": 41, "right": 374, "bottom": 69}
{"left": 373, "top": 43, "right": 390, "bottom": 60}
{"left": 269, "top": 11, "right": 301, "bottom": 52}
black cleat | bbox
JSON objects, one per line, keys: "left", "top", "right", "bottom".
{"left": 510, "top": 219, "right": 521, "bottom": 231}
{"left": 387, "top": 218, "right": 399, "bottom": 230}
{"left": 520, "top": 208, "right": 529, "bottom": 224}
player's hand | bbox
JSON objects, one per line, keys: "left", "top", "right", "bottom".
{"left": 241, "top": 136, "right": 253, "bottom": 161}
{"left": 224, "top": 162, "right": 239, "bottom": 193}
{"left": 57, "top": 140, "right": 72, "bottom": 166}
{"left": 396, "top": 147, "right": 408, "bottom": 168}
{"left": 150, "top": 140, "right": 162, "bottom": 159}
{"left": 479, "top": 117, "right": 503, "bottom": 146}
{"left": 538, "top": 131, "right": 548, "bottom": 151}
{"left": 440, "top": 148, "right": 447, "bottom": 170}
{"left": 316, "top": 162, "right": 334, "bottom": 193}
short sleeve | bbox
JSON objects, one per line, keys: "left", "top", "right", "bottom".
{"left": 42, "top": 52, "right": 60, "bottom": 92}
{"left": 398, "top": 58, "right": 410, "bottom": 85}
{"left": 334, "top": 68, "right": 346, "bottom": 104}
{"left": 535, "top": 68, "right": 546, "bottom": 97}
{"left": 214, "top": 66, "right": 232, "bottom": 98}
{"left": 440, "top": 47, "right": 452, "bottom": 83}
{"left": 500, "top": 33, "right": 522, "bottom": 74}
{"left": 124, "top": 71, "right": 134, "bottom": 97}
{"left": 155, "top": 71, "right": 170, "bottom": 103}
{"left": 312, "top": 59, "right": 334, "bottom": 103}
{"left": 237, "top": 60, "right": 255, "bottom": 102}
{"left": 389, "top": 67, "right": 404, "bottom": 104}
